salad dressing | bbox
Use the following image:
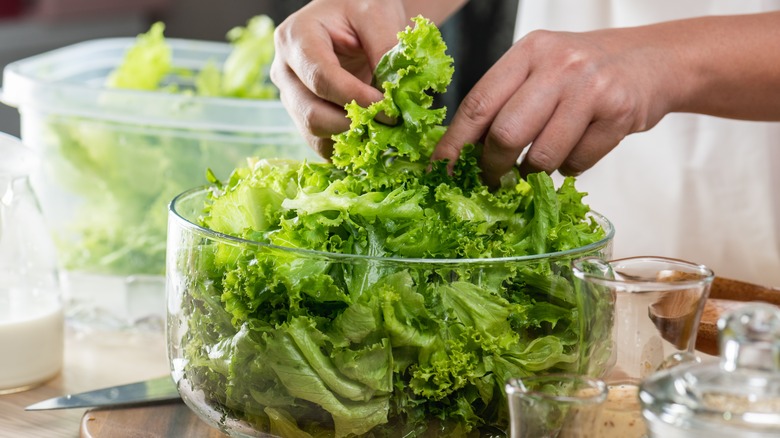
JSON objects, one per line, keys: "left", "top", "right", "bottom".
{"left": 560, "top": 384, "right": 645, "bottom": 438}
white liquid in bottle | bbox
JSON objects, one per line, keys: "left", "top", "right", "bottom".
{"left": 0, "top": 289, "right": 64, "bottom": 393}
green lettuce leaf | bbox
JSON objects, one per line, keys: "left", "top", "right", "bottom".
{"left": 176, "top": 15, "right": 611, "bottom": 438}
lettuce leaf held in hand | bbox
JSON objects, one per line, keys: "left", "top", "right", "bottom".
{"left": 179, "top": 15, "right": 611, "bottom": 438}
{"left": 331, "top": 16, "right": 454, "bottom": 188}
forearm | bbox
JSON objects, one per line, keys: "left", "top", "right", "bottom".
{"left": 402, "top": 0, "right": 469, "bottom": 24}
{"left": 652, "top": 11, "right": 780, "bottom": 120}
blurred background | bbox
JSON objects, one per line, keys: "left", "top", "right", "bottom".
{"left": 0, "top": 0, "right": 516, "bottom": 136}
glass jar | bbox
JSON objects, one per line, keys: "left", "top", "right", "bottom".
{"left": 640, "top": 302, "right": 780, "bottom": 437}
{"left": 571, "top": 256, "right": 714, "bottom": 438}
{"left": 166, "top": 187, "right": 615, "bottom": 437}
{"left": 0, "top": 132, "right": 64, "bottom": 393}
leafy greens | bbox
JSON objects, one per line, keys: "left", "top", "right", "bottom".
{"left": 46, "top": 15, "right": 293, "bottom": 277}
{"left": 175, "top": 16, "right": 610, "bottom": 438}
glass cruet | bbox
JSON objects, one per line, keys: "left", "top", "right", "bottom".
{"left": 639, "top": 302, "right": 780, "bottom": 437}
{"left": 0, "top": 132, "right": 64, "bottom": 393}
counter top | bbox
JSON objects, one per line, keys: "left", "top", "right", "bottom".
{"left": 0, "top": 327, "right": 170, "bottom": 437}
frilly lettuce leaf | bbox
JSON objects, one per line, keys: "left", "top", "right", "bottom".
{"left": 183, "top": 15, "right": 610, "bottom": 438}
{"left": 106, "top": 22, "right": 171, "bottom": 90}
{"left": 331, "top": 16, "right": 453, "bottom": 186}
{"left": 221, "top": 14, "right": 277, "bottom": 98}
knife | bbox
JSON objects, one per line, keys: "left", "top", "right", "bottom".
{"left": 25, "top": 376, "right": 181, "bottom": 411}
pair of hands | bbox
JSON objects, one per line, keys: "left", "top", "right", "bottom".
{"left": 270, "top": 0, "right": 677, "bottom": 187}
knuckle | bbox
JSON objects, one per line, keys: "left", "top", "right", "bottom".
{"left": 269, "top": 59, "right": 283, "bottom": 85}
{"left": 458, "top": 89, "right": 493, "bottom": 125}
{"left": 604, "top": 88, "right": 644, "bottom": 130}
{"left": 560, "top": 157, "right": 590, "bottom": 176}
{"left": 312, "top": 137, "right": 334, "bottom": 159}
{"left": 524, "top": 145, "right": 559, "bottom": 173}
{"left": 298, "top": 106, "right": 319, "bottom": 135}
{"left": 520, "top": 29, "right": 556, "bottom": 51}
{"left": 306, "top": 65, "right": 331, "bottom": 99}
{"left": 486, "top": 123, "right": 519, "bottom": 153}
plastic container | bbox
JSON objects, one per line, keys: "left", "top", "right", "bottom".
{"left": 166, "top": 187, "right": 616, "bottom": 437}
{"left": 0, "top": 37, "right": 318, "bottom": 330}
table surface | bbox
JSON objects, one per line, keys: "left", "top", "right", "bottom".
{"left": 0, "top": 326, "right": 170, "bottom": 438}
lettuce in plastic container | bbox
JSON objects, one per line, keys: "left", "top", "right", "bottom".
{"left": 47, "top": 16, "right": 286, "bottom": 277}
{"left": 171, "top": 16, "right": 612, "bottom": 437}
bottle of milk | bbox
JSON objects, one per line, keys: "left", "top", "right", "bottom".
{"left": 0, "top": 132, "right": 64, "bottom": 394}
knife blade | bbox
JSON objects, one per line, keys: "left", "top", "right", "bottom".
{"left": 25, "top": 376, "right": 181, "bottom": 411}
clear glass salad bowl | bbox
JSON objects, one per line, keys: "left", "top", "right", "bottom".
{"left": 166, "top": 187, "right": 615, "bottom": 438}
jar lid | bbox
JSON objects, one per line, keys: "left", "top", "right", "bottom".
{"left": 639, "top": 303, "right": 780, "bottom": 436}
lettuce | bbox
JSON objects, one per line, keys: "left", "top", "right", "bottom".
{"left": 106, "top": 22, "right": 171, "bottom": 91}
{"left": 48, "top": 16, "right": 287, "bottom": 276}
{"left": 176, "top": 16, "right": 610, "bottom": 437}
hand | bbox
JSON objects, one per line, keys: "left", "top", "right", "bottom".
{"left": 270, "top": 0, "right": 408, "bottom": 158}
{"left": 432, "top": 27, "right": 680, "bottom": 187}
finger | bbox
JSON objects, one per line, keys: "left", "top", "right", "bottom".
{"left": 277, "top": 23, "right": 385, "bottom": 109}
{"left": 275, "top": 69, "right": 348, "bottom": 158}
{"left": 479, "top": 75, "right": 561, "bottom": 188}
{"left": 275, "top": 65, "right": 351, "bottom": 137}
{"left": 557, "top": 120, "right": 625, "bottom": 176}
{"left": 515, "top": 98, "right": 593, "bottom": 178}
{"left": 431, "top": 53, "right": 531, "bottom": 168}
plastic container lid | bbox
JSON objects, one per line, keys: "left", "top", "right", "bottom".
{"left": 0, "top": 37, "right": 295, "bottom": 134}
{"left": 639, "top": 303, "right": 780, "bottom": 437}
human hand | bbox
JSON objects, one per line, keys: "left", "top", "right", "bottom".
{"left": 432, "top": 27, "right": 681, "bottom": 187}
{"left": 270, "top": 0, "right": 408, "bottom": 158}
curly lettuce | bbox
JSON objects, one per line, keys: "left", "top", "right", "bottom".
{"left": 175, "top": 16, "right": 610, "bottom": 438}
{"left": 49, "top": 16, "right": 287, "bottom": 276}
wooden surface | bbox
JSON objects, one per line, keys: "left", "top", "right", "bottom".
{"left": 0, "top": 327, "right": 173, "bottom": 438}
{"left": 80, "top": 402, "right": 226, "bottom": 438}
{"left": 694, "top": 276, "right": 780, "bottom": 356}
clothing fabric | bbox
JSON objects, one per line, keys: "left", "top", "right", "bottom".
{"left": 514, "top": 0, "right": 780, "bottom": 286}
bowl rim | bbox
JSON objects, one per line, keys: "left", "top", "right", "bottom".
{"left": 168, "top": 185, "right": 615, "bottom": 265}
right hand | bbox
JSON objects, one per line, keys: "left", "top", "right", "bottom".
{"left": 271, "top": 0, "right": 408, "bottom": 158}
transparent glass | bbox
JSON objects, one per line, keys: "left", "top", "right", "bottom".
{"left": 572, "top": 256, "right": 714, "bottom": 438}
{"left": 506, "top": 374, "right": 607, "bottom": 438}
{"left": 641, "top": 303, "right": 780, "bottom": 438}
{"left": 166, "top": 187, "right": 615, "bottom": 437}
{"left": 0, "top": 132, "right": 63, "bottom": 393}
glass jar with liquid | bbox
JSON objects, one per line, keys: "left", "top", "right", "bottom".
{"left": 640, "top": 302, "right": 780, "bottom": 437}
{"left": 0, "top": 132, "right": 64, "bottom": 393}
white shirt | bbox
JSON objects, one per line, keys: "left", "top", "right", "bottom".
{"left": 515, "top": 0, "right": 780, "bottom": 286}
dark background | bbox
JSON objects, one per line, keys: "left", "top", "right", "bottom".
{"left": 0, "top": 0, "right": 518, "bottom": 134}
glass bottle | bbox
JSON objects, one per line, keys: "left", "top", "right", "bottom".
{"left": 0, "top": 132, "right": 64, "bottom": 393}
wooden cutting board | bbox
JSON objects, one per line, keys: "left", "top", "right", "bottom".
{"left": 80, "top": 401, "right": 227, "bottom": 438}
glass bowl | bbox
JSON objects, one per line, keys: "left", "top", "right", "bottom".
{"left": 166, "top": 187, "right": 615, "bottom": 437}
